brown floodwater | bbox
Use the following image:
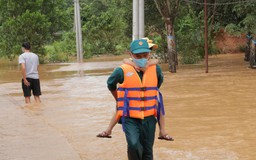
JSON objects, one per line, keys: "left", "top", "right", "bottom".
{"left": 0, "top": 53, "right": 255, "bottom": 160}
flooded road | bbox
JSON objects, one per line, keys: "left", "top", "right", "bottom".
{"left": 0, "top": 53, "right": 256, "bottom": 160}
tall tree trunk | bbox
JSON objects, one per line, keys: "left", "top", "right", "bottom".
{"left": 165, "top": 18, "right": 176, "bottom": 72}
{"left": 154, "top": 0, "right": 180, "bottom": 73}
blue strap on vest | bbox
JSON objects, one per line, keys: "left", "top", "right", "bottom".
{"left": 117, "top": 95, "right": 157, "bottom": 101}
{"left": 121, "top": 89, "right": 129, "bottom": 132}
{"left": 118, "top": 87, "right": 158, "bottom": 91}
{"left": 157, "top": 88, "right": 165, "bottom": 123}
{"left": 117, "top": 105, "right": 157, "bottom": 111}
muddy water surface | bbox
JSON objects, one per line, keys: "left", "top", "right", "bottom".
{"left": 0, "top": 53, "right": 256, "bottom": 160}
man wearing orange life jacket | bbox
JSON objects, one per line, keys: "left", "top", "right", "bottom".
{"left": 106, "top": 39, "right": 165, "bottom": 160}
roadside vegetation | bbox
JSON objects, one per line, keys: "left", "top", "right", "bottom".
{"left": 0, "top": 0, "right": 255, "bottom": 64}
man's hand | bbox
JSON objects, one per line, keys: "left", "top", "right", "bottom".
{"left": 23, "top": 79, "right": 30, "bottom": 86}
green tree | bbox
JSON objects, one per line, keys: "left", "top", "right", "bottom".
{"left": 144, "top": 0, "right": 167, "bottom": 62}
{"left": 153, "top": 0, "right": 180, "bottom": 73}
{"left": 233, "top": 2, "right": 256, "bottom": 34}
{"left": 80, "top": 0, "right": 130, "bottom": 57}
{"left": 0, "top": 11, "right": 50, "bottom": 60}
{"left": 0, "top": 0, "right": 73, "bottom": 60}
{"left": 175, "top": 6, "right": 205, "bottom": 64}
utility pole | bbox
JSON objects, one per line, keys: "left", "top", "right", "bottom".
{"left": 133, "top": 0, "right": 139, "bottom": 40}
{"left": 74, "top": 0, "right": 83, "bottom": 63}
{"left": 138, "top": 0, "right": 144, "bottom": 39}
{"left": 204, "top": 0, "right": 208, "bottom": 73}
{"left": 133, "top": 0, "right": 144, "bottom": 40}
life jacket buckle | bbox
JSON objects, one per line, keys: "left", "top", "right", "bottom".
{"left": 141, "top": 87, "right": 146, "bottom": 91}
{"left": 140, "top": 107, "right": 145, "bottom": 111}
{"left": 141, "top": 97, "right": 146, "bottom": 101}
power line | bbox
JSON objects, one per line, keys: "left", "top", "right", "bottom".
{"left": 183, "top": 0, "right": 256, "bottom": 5}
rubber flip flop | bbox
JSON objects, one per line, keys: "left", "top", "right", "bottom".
{"left": 158, "top": 134, "right": 174, "bottom": 141}
{"left": 96, "top": 131, "right": 112, "bottom": 138}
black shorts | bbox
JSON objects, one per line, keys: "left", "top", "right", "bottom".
{"left": 22, "top": 78, "right": 42, "bottom": 97}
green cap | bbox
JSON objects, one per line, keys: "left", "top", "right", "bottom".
{"left": 130, "top": 39, "right": 151, "bottom": 54}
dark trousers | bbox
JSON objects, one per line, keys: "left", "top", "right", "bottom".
{"left": 124, "top": 116, "right": 157, "bottom": 160}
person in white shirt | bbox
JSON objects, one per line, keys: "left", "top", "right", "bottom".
{"left": 18, "top": 42, "right": 41, "bottom": 104}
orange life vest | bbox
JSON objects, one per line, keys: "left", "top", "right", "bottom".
{"left": 116, "top": 64, "right": 159, "bottom": 120}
